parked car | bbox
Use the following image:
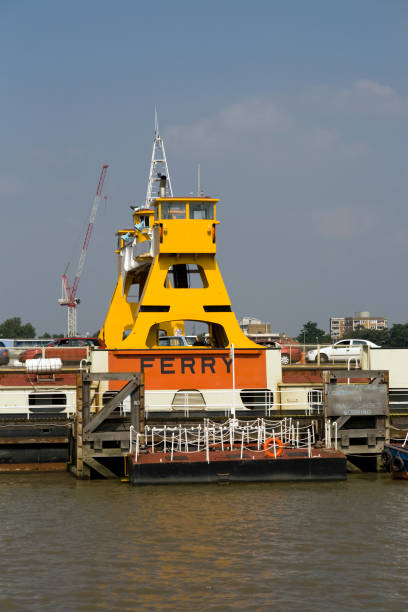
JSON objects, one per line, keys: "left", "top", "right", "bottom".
{"left": 0, "top": 342, "right": 9, "bottom": 366}
{"left": 306, "top": 339, "right": 380, "bottom": 363}
{"left": 158, "top": 335, "right": 201, "bottom": 347}
{"left": 264, "top": 340, "right": 302, "bottom": 365}
{"left": 19, "top": 337, "right": 106, "bottom": 363}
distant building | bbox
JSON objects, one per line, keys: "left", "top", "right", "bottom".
{"left": 239, "top": 316, "right": 263, "bottom": 334}
{"left": 329, "top": 317, "right": 345, "bottom": 341}
{"left": 238, "top": 316, "right": 280, "bottom": 344}
{"left": 330, "top": 311, "right": 388, "bottom": 340}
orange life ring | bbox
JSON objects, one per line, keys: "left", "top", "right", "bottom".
{"left": 264, "top": 436, "right": 284, "bottom": 458}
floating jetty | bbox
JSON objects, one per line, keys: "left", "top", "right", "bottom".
{"left": 127, "top": 418, "right": 346, "bottom": 484}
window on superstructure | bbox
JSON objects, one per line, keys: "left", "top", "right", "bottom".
{"left": 28, "top": 393, "right": 67, "bottom": 413}
{"left": 172, "top": 390, "right": 206, "bottom": 410}
{"left": 161, "top": 202, "right": 186, "bottom": 219}
{"left": 189, "top": 202, "right": 214, "bottom": 220}
{"left": 164, "top": 264, "right": 208, "bottom": 289}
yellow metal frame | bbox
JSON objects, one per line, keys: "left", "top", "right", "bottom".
{"left": 100, "top": 197, "right": 258, "bottom": 349}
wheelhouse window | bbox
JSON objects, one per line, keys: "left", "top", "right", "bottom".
{"left": 161, "top": 202, "right": 186, "bottom": 219}
{"left": 189, "top": 202, "right": 214, "bottom": 220}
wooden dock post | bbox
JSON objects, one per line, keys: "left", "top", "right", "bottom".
{"left": 74, "top": 373, "right": 90, "bottom": 479}
{"left": 72, "top": 371, "right": 144, "bottom": 479}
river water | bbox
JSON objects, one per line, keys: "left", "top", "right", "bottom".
{"left": 0, "top": 473, "right": 406, "bottom": 611}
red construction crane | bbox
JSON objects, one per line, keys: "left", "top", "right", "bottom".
{"left": 58, "top": 164, "right": 109, "bottom": 336}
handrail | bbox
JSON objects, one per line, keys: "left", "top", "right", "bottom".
{"left": 128, "top": 416, "right": 316, "bottom": 463}
{"left": 347, "top": 356, "right": 359, "bottom": 383}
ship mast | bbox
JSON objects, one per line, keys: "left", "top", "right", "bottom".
{"left": 145, "top": 109, "right": 173, "bottom": 207}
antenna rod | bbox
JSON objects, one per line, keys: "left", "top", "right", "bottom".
{"left": 145, "top": 110, "right": 173, "bottom": 207}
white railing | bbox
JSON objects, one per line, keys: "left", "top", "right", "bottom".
{"left": 0, "top": 401, "right": 76, "bottom": 418}
{"left": 0, "top": 389, "right": 77, "bottom": 418}
{"left": 129, "top": 416, "right": 316, "bottom": 463}
{"left": 143, "top": 388, "right": 323, "bottom": 416}
{"left": 0, "top": 387, "right": 324, "bottom": 420}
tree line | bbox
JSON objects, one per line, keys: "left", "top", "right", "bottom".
{"left": 0, "top": 317, "right": 64, "bottom": 339}
{"left": 297, "top": 320, "right": 408, "bottom": 347}
{"left": 0, "top": 317, "right": 100, "bottom": 339}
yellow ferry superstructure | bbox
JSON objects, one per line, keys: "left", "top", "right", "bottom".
{"left": 99, "top": 193, "right": 258, "bottom": 351}
{"left": 95, "top": 121, "right": 281, "bottom": 414}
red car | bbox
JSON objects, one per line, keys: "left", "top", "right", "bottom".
{"left": 19, "top": 337, "right": 106, "bottom": 364}
{"left": 278, "top": 342, "right": 302, "bottom": 365}
{"left": 257, "top": 339, "right": 302, "bottom": 365}
{"left": 0, "top": 342, "right": 9, "bottom": 366}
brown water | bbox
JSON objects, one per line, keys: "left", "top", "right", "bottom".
{"left": 0, "top": 473, "right": 406, "bottom": 611}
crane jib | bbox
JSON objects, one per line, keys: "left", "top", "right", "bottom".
{"left": 59, "top": 164, "right": 109, "bottom": 336}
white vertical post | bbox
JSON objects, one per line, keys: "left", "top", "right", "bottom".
{"left": 151, "top": 427, "right": 155, "bottom": 453}
{"left": 240, "top": 429, "right": 245, "bottom": 459}
{"left": 163, "top": 425, "right": 167, "bottom": 453}
{"left": 129, "top": 425, "right": 134, "bottom": 454}
{"left": 205, "top": 427, "right": 210, "bottom": 464}
{"left": 171, "top": 432, "right": 175, "bottom": 461}
{"left": 307, "top": 429, "right": 311, "bottom": 458}
{"left": 230, "top": 343, "right": 236, "bottom": 419}
{"left": 334, "top": 421, "right": 338, "bottom": 450}
{"left": 221, "top": 425, "right": 224, "bottom": 451}
{"left": 325, "top": 420, "right": 331, "bottom": 448}
{"left": 135, "top": 433, "right": 140, "bottom": 463}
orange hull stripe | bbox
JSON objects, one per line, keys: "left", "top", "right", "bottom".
{"left": 108, "top": 349, "right": 267, "bottom": 391}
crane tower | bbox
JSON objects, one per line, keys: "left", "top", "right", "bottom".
{"left": 58, "top": 164, "right": 109, "bottom": 336}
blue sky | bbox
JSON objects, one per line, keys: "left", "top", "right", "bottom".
{"left": 1, "top": 0, "right": 407, "bottom": 336}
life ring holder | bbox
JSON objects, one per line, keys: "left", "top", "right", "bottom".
{"left": 264, "top": 436, "right": 284, "bottom": 458}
